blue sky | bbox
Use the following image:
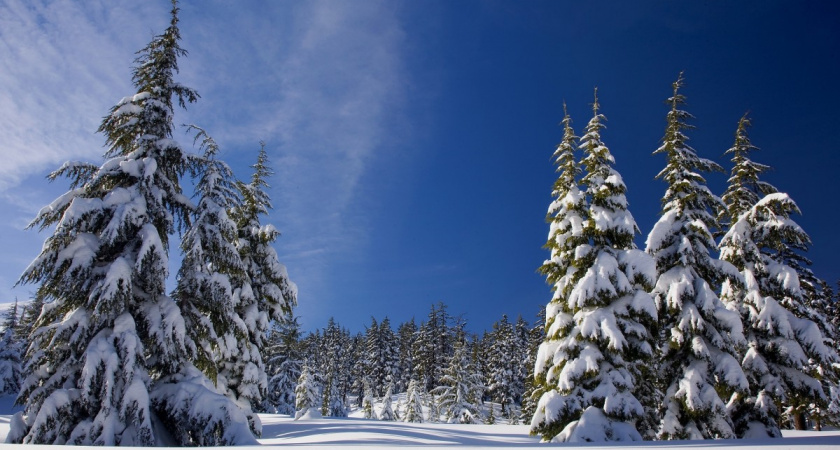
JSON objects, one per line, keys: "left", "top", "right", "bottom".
{"left": 1, "top": 0, "right": 838, "bottom": 333}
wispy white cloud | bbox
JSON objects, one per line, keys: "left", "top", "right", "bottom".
{"left": 0, "top": 0, "right": 411, "bottom": 325}
{"left": 179, "top": 1, "right": 410, "bottom": 324}
{"left": 0, "top": 1, "right": 165, "bottom": 188}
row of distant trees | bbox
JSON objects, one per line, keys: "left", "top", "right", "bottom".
{"left": 260, "top": 303, "right": 545, "bottom": 424}
{"left": 529, "top": 76, "right": 840, "bottom": 443}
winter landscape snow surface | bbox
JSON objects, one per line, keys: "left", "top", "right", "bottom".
{"left": 0, "top": 396, "right": 839, "bottom": 449}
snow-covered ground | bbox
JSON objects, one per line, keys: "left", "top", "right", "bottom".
{"left": 0, "top": 395, "right": 839, "bottom": 448}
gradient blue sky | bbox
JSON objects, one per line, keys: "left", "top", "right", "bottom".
{"left": 1, "top": 0, "right": 838, "bottom": 333}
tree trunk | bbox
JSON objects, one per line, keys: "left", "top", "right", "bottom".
{"left": 793, "top": 411, "right": 808, "bottom": 430}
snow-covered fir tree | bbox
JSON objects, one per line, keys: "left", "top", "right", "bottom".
{"left": 363, "top": 317, "right": 381, "bottom": 393}
{"left": 10, "top": 3, "right": 254, "bottom": 445}
{"left": 717, "top": 127, "right": 840, "bottom": 430}
{"left": 294, "top": 365, "right": 321, "bottom": 420}
{"left": 486, "top": 403, "right": 497, "bottom": 424}
{"left": 322, "top": 374, "right": 347, "bottom": 418}
{"left": 645, "top": 73, "right": 748, "bottom": 440}
{"left": 532, "top": 92, "right": 657, "bottom": 442}
{"left": 531, "top": 104, "right": 585, "bottom": 435}
{"left": 174, "top": 126, "right": 244, "bottom": 389}
{"left": 720, "top": 193, "right": 838, "bottom": 436}
{"left": 403, "top": 378, "right": 426, "bottom": 423}
{"left": 219, "top": 143, "right": 297, "bottom": 433}
{"left": 414, "top": 303, "right": 454, "bottom": 392}
{"left": 487, "top": 315, "right": 519, "bottom": 414}
{"left": 0, "top": 301, "right": 22, "bottom": 397}
{"left": 536, "top": 102, "right": 586, "bottom": 323}
{"left": 811, "top": 280, "right": 840, "bottom": 429}
{"left": 316, "top": 319, "right": 351, "bottom": 417}
{"left": 513, "top": 315, "right": 531, "bottom": 405}
{"left": 264, "top": 313, "right": 303, "bottom": 414}
{"left": 775, "top": 244, "right": 840, "bottom": 428}
{"left": 433, "top": 339, "right": 484, "bottom": 424}
{"left": 362, "top": 379, "right": 378, "bottom": 419}
{"left": 379, "top": 383, "right": 398, "bottom": 421}
{"left": 348, "top": 333, "right": 367, "bottom": 408}
{"left": 718, "top": 118, "right": 839, "bottom": 432}
{"left": 397, "top": 319, "right": 418, "bottom": 392}
{"left": 427, "top": 393, "right": 441, "bottom": 423}
{"left": 717, "top": 114, "right": 781, "bottom": 437}
{"left": 379, "top": 318, "right": 400, "bottom": 390}
{"left": 363, "top": 317, "right": 399, "bottom": 396}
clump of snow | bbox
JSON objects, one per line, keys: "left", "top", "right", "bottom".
{"left": 555, "top": 406, "right": 642, "bottom": 442}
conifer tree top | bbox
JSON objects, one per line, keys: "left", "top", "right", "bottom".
{"left": 552, "top": 102, "right": 580, "bottom": 192}
{"left": 653, "top": 72, "right": 724, "bottom": 217}
{"left": 720, "top": 114, "right": 776, "bottom": 224}
{"left": 237, "top": 143, "right": 274, "bottom": 226}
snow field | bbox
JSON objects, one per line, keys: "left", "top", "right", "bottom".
{"left": 1, "top": 396, "right": 839, "bottom": 448}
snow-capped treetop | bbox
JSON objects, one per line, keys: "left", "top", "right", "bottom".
{"left": 539, "top": 103, "right": 588, "bottom": 302}
{"left": 97, "top": 0, "right": 199, "bottom": 234}
{"left": 650, "top": 72, "right": 724, "bottom": 224}
{"left": 552, "top": 103, "right": 581, "bottom": 205}
{"left": 580, "top": 88, "right": 638, "bottom": 249}
{"left": 646, "top": 73, "right": 733, "bottom": 283}
{"left": 231, "top": 143, "right": 298, "bottom": 326}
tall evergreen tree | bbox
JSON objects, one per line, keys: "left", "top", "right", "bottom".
{"left": 403, "top": 378, "right": 426, "bottom": 423}
{"left": 716, "top": 120, "right": 839, "bottom": 429}
{"left": 379, "top": 383, "right": 398, "bottom": 421}
{"left": 264, "top": 313, "right": 303, "bottom": 415}
{"left": 294, "top": 365, "right": 320, "bottom": 420}
{"left": 10, "top": 3, "right": 254, "bottom": 445}
{"left": 363, "top": 317, "right": 383, "bottom": 395}
{"left": 721, "top": 193, "right": 837, "bottom": 436}
{"left": 537, "top": 103, "right": 586, "bottom": 312}
{"left": 487, "top": 315, "right": 517, "bottom": 413}
{"left": 718, "top": 115, "right": 783, "bottom": 437}
{"left": 645, "top": 73, "right": 748, "bottom": 440}
{"left": 717, "top": 119, "right": 840, "bottom": 430}
{"left": 379, "top": 317, "right": 399, "bottom": 392}
{"left": 414, "top": 303, "right": 454, "bottom": 392}
{"left": 362, "top": 379, "right": 378, "bottom": 419}
{"left": 397, "top": 319, "right": 418, "bottom": 392}
{"left": 348, "top": 332, "right": 367, "bottom": 407}
{"left": 220, "top": 143, "right": 297, "bottom": 433}
{"left": 531, "top": 105, "right": 584, "bottom": 436}
{"left": 532, "top": 92, "right": 657, "bottom": 442}
{"left": 316, "top": 318, "right": 350, "bottom": 417}
{"left": 432, "top": 339, "right": 484, "bottom": 424}
{"left": 174, "top": 126, "right": 244, "bottom": 388}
